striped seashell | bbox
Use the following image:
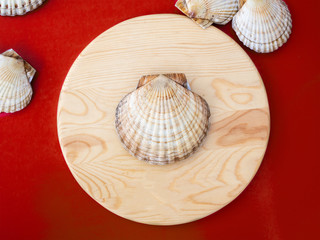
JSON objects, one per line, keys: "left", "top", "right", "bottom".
{"left": 175, "top": 0, "right": 239, "bottom": 29}
{"left": 115, "top": 74, "right": 211, "bottom": 165}
{"left": 0, "top": 0, "right": 46, "bottom": 16}
{"left": 232, "top": 0, "right": 292, "bottom": 53}
{"left": 0, "top": 49, "right": 35, "bottom": 113}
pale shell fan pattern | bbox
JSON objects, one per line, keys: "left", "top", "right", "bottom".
{"left": 0, "top": 0, "right": 45, "bottom": 16}
{"left": 176, "top": 0, "right": 239, "bottom": 29}
{"left": 115, "top": 74, "right": 211, "bottom": 165}
{"left": 232, "top": 0, "right": 292, "bottom": 53}
{"left": 0, "top": 49, "right": 35, "bottom": 113}
{"left": 175, "top": 0, "right": 292, "bottom": 52}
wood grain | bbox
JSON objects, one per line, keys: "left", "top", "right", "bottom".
{"left": 57, "top": 14, "right": 270, "bottom": 225}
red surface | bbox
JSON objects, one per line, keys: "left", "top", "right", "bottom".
{"left": 0, "top": 0, "right": 319, "bottom": 239}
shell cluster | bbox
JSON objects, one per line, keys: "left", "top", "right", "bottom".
{"left": 115, "top": 74, "right": 211, "bottom": 165}
{"left": 0, "top": 0, "right": 46, "bottom": 16}
{"left": 176, "top": 0, "right": 292, "bottom": 53}
{"left": 0, "top": 49, "right": 35, "bottom": 113}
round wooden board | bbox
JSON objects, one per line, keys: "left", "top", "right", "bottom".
{"left": 57, "top": 14, "right": 270, "bottom": 225}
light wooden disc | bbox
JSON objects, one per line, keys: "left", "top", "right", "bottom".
{"left": 57, "top": 14, "right": 270, "bottom": 225}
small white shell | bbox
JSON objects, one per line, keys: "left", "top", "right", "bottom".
{"left": 176, "top": 0, "right": 239, "bottom": 29}
{"left": 0, "top": 0, "right": 46, "bottom": 16}
{"left": 232, "top": 0, "right": 292, "bottom": 53}
{"left": 0, "top": 49, "right": 35, "bottom": 113}
{"left": 115, "top": 74, "right": 211, "bottom": 165}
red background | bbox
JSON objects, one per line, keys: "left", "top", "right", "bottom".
{"left": 0, "top": 0, "right": 319, "bottom": 239}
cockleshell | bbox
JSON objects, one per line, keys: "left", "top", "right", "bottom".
{"left": 0, "top": 0, "right": 45, "bottom": 16}
{"left": 115, "top": 74, "right": 211, "bottom": 165}
{"left": 175, "top": 0, "right": 238, "bottom": 29}
{"left": 232, "top": 0, "right": 292, "bottom": 53}
{"left": 0, "top": 49, "right": 35, "bottom": 113}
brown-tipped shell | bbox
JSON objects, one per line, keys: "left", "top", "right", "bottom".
{"left": 137, "top": 73, "right": 189, "bottom": 89}
{"left": 0, "top": 0, "right": 46, "bottom": 16}
{"left": 238, "top": 0, "right": 246, "bottom": 8}
{"left": 232, "top": 0, "right": 292, "bottom": 53}
{"left": 175, "top": 0, "right": 238, "bottom": 29}
{"left": 0, "top": 49, "right": 35, "bottom": 113}
{"left": 115, "top": 74, "right": 211, "bottom": 165}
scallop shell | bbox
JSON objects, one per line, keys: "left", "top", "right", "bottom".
{"left": 232, "top": 0, "right": 292, "bottom": 53}
{"left": 115, "top": 74, "right": 211, "bottom": 165}
{"left": 0, "top": 0, "right": 45, "bottom": 16}
{"left": 0, "top": 49, "right": 35, "bottom": 113}
{"left": 175, "top": 0, "right": 239, "bottom": 29}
